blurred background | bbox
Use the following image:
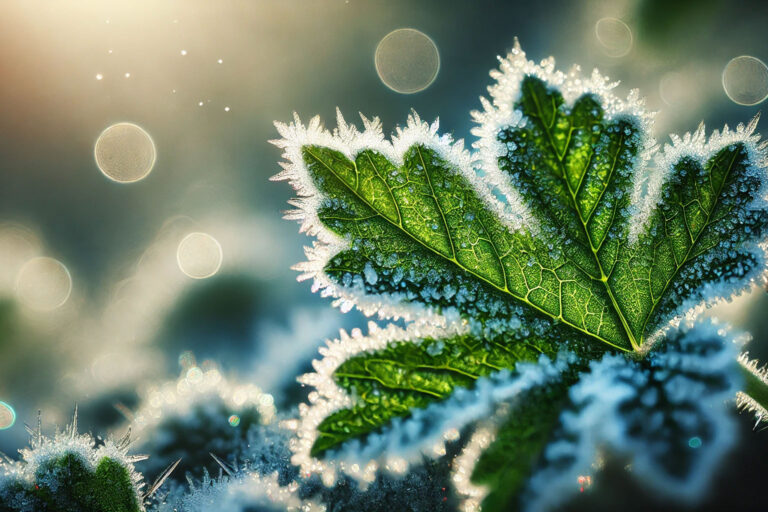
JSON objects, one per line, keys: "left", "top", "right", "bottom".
{"left": 1, "top": 0, "right": 767, "bottom": 509}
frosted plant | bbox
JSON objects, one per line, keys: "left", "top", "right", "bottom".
{"left": 0, "top": 408, "right": 173, "bottom": 512}
{"left": 155, "top": 419, "right": 461, "bottom": 512}
{"left": 271, "top": 40, "right": 768, "bottom": 510}
{"left": 153, "top": 470, "right": 324, "bottom": 512}
{"left": 736, "top": 351, "right": 768, "bottom": 426}
{"left": 126, "top": 359, "right": 276, "bottom": 483}
{"left": 522, "top": 319, "right": 745, "bottom": 511}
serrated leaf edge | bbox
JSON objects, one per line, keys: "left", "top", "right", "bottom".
{"left": 284, "top": 319, "right": 469, "bottom": 486}
{"left": 470, "top": 38, "right": 657, "bottom": 240}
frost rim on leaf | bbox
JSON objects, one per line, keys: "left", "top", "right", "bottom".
{"left": 523, "top": 319, "right": 745, "bottom": 512}
{"left": 471, "top": 38, "right": 656, "bottom": 237}
{"left": 283, "top": 320, "right": 469, "bottom": 485}
{"left": 0, "top": 411, "right": 149, "bottom": 511}
{"left": 271, "top": 108, "right": 478, "bottom": 323}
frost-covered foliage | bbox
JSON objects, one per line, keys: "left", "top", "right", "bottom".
{"left": 127, "top": 360, "right": 276, "bottom": 483}
{"left": 155, "top": 420, "right": 461, "bottom": 512}
{"left": 155, "top": 471, "right": 324, "bottom": 512}
{"left": 736, "top": 351, "right": 768, "bottom": 426}
{"left": 0, "top": 411, "right": 153, "bottom": 512}
{"left": 270, "top": 38, "right": 768, "bottom": 511}
{"left": 523, "top": 319, "right": 745, "bottom": 512}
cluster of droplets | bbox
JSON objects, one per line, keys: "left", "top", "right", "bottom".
{"left": 645, "top": 128, "right": 768, "bottom": 335}
{"left": 470, "top": 38, "right": 656, "bottom": 237}
{"left": 496, "top": 110, "right": 642, "bottom": 256}
{"left": 329, "top": 245, "right": 550, "bottom": 340}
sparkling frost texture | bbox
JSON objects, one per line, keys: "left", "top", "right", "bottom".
{"left": 0, "top": 414, "right": 147, "bottom": 511}
{"left": 270, "top": 39, "right": 768, "bottom": 509}
{"left": 523, "top": 319, "right": 745, "bottom": 512}
{"left": 127, "top": 362, "right": 276, "bottom": 483}
{"left": 155, "top": 420, "right": 459, "bottom": 512}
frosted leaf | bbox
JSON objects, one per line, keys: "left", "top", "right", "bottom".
{"left": 736, "top": 352, "right": 768, "bottom": 427}
{"left": 0, "top": 410, "right": 150, "bottom": 512}
{"left": 272, "top": 39, "right": 768, "bottom": 509}
{"left": 523, "top": 319, "right": 744, "bottom": 512}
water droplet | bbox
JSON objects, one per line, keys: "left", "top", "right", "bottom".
{"left": 228, "top": 414, "right": 240, "bottom": 427}
{"left": 176, "top": 232, "right": 223, "bottom": 279}
{"left": 94, "top": 123, "right": 156, "bottom": 183}
{"left": 688, "top": 436, "right": 702, "bottom": 448}
{"left": 722, "top": 56, "right": 768, "bottom": 106}
{"left": 375, "top": 28, "right": 440, "bottom": 94}
{"left": 594, "top": 18, "right": 633, "bottom": 58}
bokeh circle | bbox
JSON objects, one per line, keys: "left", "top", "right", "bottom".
{"left": 176, "top": 232, "right": 223, "bottom": 279}
{"left": 375, "top": 28, "right": 440, "bottom": 94}
{"left": 722, "top": 56, "right": 768, "bottom": 106}
{"left": 94, "top": 122, "right": 156, "bottom": 183}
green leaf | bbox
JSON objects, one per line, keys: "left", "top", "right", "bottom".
{"left": 313, "top": 332, "right": 552, "bottom": 455}
{"left": 273, "top": 41, "right": 768, "bottom": 502}
{"left": 470, "top": 382, "right": 571, "bottom": 512}
{"left": 737, "top": 353, "right": 768, "bottom": 426}
{"left": 303, "top": 138, "right": 632, "bottom": 351}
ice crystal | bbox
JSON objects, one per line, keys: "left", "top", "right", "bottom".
{"left": 736, "top": 351, "right": 768, "bottom": 427}
{"left": 156, "top": 420, "right": 460, "bottom": 512}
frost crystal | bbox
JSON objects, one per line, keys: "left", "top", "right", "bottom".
{"left": 155, "top": 471, "right": 324, "bottom": 512}
{"left": 736, "top": 351, "right": 768, "bottom": 427}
